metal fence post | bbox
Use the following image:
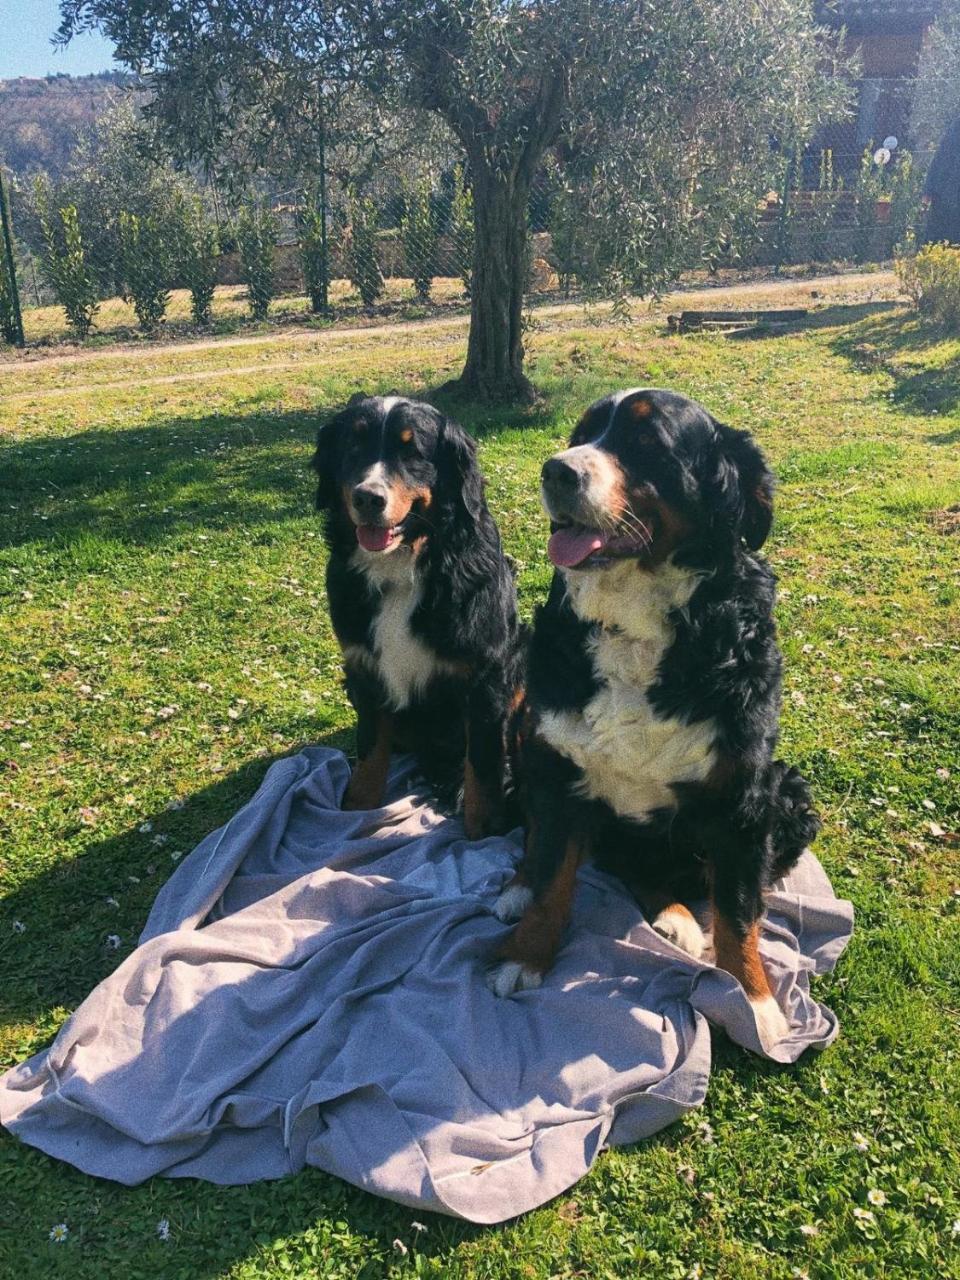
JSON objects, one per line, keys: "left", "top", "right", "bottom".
{"left": 317, "top": 119, "right": 330, "bottom": 315}
{"left": 0, "top": 162, "right": 26, "bottom": 347}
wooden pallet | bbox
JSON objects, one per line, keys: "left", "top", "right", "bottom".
{"left": 667, "top": 308, "right": 809, "bottom": 334}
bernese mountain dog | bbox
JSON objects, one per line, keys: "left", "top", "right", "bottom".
{"left": 312, "top": 394, "right": 524, "bottom": 837}
{"left": 489, "top": 387, "right": 820, "bottom": 1051}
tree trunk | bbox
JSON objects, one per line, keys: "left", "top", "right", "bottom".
{"left": 449, "top": 164, "right": 535, "bottom": 404}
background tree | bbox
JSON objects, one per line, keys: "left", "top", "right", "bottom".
{"left": 346, "top": 193, "right": 385, "bottom": 310}
{"left": 59, "top": 0, "right": 851, "bottom": 401}
{"left": 911, "top": 0, "right": 960, "bottom": 164}
{"left": 119, "top": 209, "right": 171, "bottom": 331}
{"left": 400, "top": 176, "right": 438, "bottom": 303}
{"left": 173, "top": 193, "right": 219, "bottom": 326}
{"left": 17, "top": 100, "right": 195, "bottom": 300}
{"left": 235, "top": 203, "right": 277, "bottom": 321}
{"left": 33, "top": 178, "right": 99, "bottom": 337}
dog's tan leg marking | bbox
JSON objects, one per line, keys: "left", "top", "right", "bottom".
{"left": 713, "top": 911, "right": 789, "bottom": 1049}
{"left": 489, "top": 835, "right": 583, "bottom": 995}
{"left": 343, "top": 712, "right": 393, "bottom": 811}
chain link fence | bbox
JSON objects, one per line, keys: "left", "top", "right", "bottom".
{"left": 0, "top": 141, "right": 935, "bottom": 354}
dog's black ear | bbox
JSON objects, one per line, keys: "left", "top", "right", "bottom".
{"left": 713, "top": 423, "right": 775, "bottom": 550}
{"left": 311, "top": 415, "right": 343, "bottom": 511}
{"left": 437, "top": 416, "right": 484, "bottom": 523}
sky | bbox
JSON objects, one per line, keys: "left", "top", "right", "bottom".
{"left": 0, "top": 0, "right": 120, "bottom": 79}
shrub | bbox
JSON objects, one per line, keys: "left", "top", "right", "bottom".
{"left": 119, "top": 210, "right": 171, "bottom": 331}
{"left": 447, "top": 165, "right": 474, "bottom": 297}
{"left": 896, "top": 242, "right": 960, "bottom": 327}
{"left": 853, "top": 147, "right": 884, "bottom": 264}
{"left": 346, "top": 194, "right": 384, "bottom": 309}
{"left": 400, "top": 178, "right": 437, "bottom": 303}
{"left": 174, "top": 195, "right": 219, "bottom": 326}
{"left": 297, "top": 201, "right": 329, "bottom": 314}
{"left": 236, "top": 203, "right": 277, "bottom": 320}
{"left": 888, "top": 149, "right": 923, "bottom": 251}
{"left": 34, "top": 178, "right": 99, "bottom": 338}
{"left": 807, "top": 149, "right": 845, "bottom": 263}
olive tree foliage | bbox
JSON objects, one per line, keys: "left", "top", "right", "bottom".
{"left": 59, "top": 0, "right": 851, "bottom": 402}
{"left": 18, "top": 99, "right": 193, "bottom": 300}
{"left": 910, "top": 0, "right": 960, "bottom": 164}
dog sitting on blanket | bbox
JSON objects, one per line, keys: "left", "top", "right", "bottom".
{"left": 313, "top": 394, "right": 524, "bottom": 837}
{"left": 490, "top": 387, "right": 820, "bottom": 1051}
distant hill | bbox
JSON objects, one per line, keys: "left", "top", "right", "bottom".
{"left": 0, "top": 72, "right": 136, "bottom": 181}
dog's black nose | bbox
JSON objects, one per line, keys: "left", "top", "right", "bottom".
{"left": 352, "top": 485, "right": 388, "bottom": 518}
{"left": 542, "top": 456, "right": 581, "bottom": 494}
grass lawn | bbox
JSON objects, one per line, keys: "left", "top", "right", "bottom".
{"left": 1, "top": 287, "right": 959, "bottom": 1278}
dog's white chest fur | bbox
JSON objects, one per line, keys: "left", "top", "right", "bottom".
{"left": 346, "top": 549, "right": 456, "bottom": 710}
{"left": 539, "top": 559, "right": 718, "bottom": 822}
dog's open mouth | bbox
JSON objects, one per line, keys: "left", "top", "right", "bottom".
{"left": 355, "top": 523, "right": 405, "bottom": 553}
{"left": 548, "top": 520, "right": 653, "bottom": 569}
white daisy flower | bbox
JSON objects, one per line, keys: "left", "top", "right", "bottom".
{"left": 411, "top": 1221, "right": 427, "bottom": 1232}
{"left": 156, "top": 1218, "right": 171, "bottom": 1241}
{"left": 853, "top": 1131, "right": 870, "bottom": 1152}
{"left": 697, "top": 1121, "right": 715, "bottom": 1144}
{"left": 49, "top": 1223, "right": 69, "bottom": 1243}
{"left": 867, "top": 1189, "right": 887, "bottom": 1207}
{"left": 799, "top": 1223, "right": 819, "bottom": 1237}
{"left": 392, "top": 1239, "right": 408, "bottom": 1256}
{"left": 853, "top": 1207, "right": 875, "bottom": 1224}
{"left": 105, "top": 934, "right": 121, "bottom": 950}
{"left": 12, "top": 920, "right": 26, "bottom": 934}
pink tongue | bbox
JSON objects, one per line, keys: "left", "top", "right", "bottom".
{"left": 356, "top": 525, "right": 395, "bottom": 552}
{"left": 548, "top": 527, "right": 606, "bottom": 568}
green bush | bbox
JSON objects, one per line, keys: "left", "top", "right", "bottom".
{"left": 236, "top": 204, "right": 277, "bottom": 320}
{"left": 400, "top": 178, "right": 437, "bottom": 303}
{"left": 346, "top": 194, "right": 384, "bottom": 309}
{"left": 34, "top": 178, "right": 99, "bottom": 339}
{"left": 896, "top": 241, "right": 960, "bottom": 327}
{"left": 297, "top": 201, "right": 329, "bottom": 314}
{"left": 119, "top": 210, "right": 171, "bottom": 331}
{"left": 888, "top": 149, "right": 923, "bottom": 251}
{"left": 174, "top": 194, "right": 219, "bottom": 326}
{"left": 448, "top": 165, "right": 474, "bottom": 296}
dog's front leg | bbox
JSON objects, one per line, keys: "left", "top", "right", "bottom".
{"left": 709, "top": 816, "right": 791, "bottom": 1051}
{"left": 488, "top": 738, "right": 588, "bottom": 995}
{"left": 343, "top": 697, "right": 394, "bottom": 812}
{"left": 462, "top": 675, "right": 512, "bottom": 839}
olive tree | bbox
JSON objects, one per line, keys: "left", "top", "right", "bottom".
{"left": 59, "top": 0, "right": 850, "bottom": 401}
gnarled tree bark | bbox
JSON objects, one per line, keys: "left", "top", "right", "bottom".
{"left": 453, "top": 163, "right": 534, "bottom": 404}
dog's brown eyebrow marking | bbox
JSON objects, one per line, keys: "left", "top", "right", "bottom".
{"left": 630, "top": 398, "right": 653, "bottom": 419}
{"left": 399, "top": 427, "right": 413, "bottom": 443}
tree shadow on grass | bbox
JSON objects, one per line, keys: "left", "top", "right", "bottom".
{"left": 0, "top": 392, "right": 547, "bottom": 558}
{"left": 0, "top": 408, "right": 324, "bottom": 554}
{"left": 828, "top": 309, "right": 960, "bottom": 420}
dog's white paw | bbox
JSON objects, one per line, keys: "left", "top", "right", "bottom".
{"left": 651, "top": 908, "right": 706, "bottom": 960}
{"left": 487, "top": 959, "right": 543, "bottom": 997}
{"left": 493, "top": 882, "right": 534, "bottom": 923}
{"left": 750, "top": 994, "right": 791, "bottom": 1052}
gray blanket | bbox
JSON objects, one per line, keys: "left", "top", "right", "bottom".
{"left": 0, "top": 748, "right": 852, "bottom": 1223}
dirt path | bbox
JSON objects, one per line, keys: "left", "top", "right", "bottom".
{"left": 0, "top": 269, "right": 901, "bottom": 397}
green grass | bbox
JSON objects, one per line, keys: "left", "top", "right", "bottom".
{"left": 1, "top": 294, "right": 959, "bottom": 1278}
